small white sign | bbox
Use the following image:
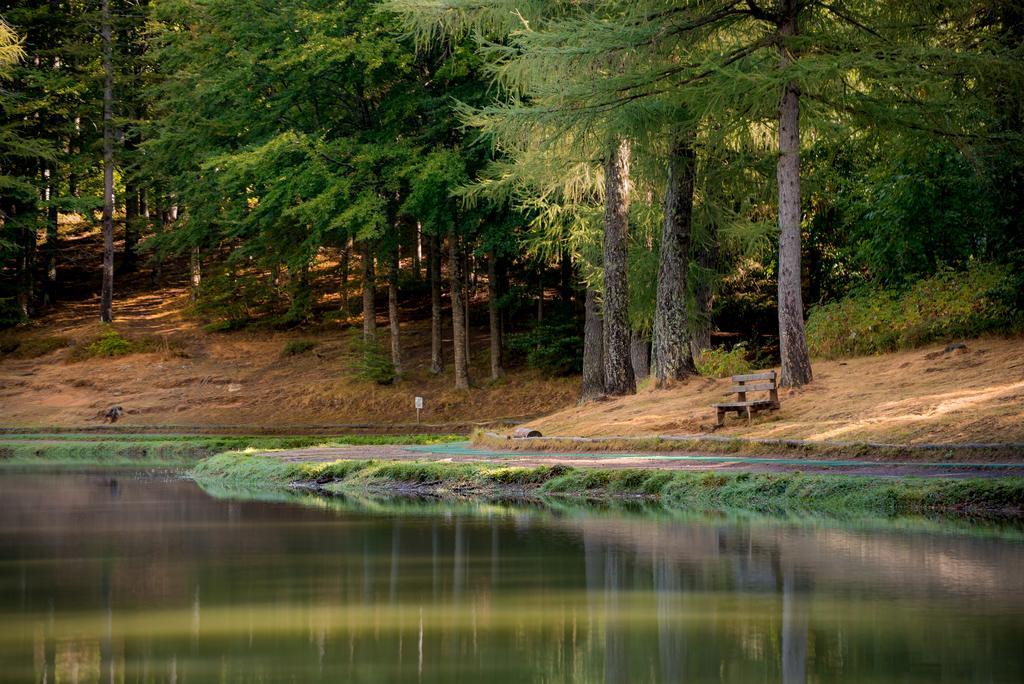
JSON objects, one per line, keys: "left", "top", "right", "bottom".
{"left": 415, "top": 396, "right": 424, "bottom": 410}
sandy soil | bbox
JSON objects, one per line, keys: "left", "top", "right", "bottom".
{"left": 525, "top": 336, "right": 1024, "bottom": 445}
{"left": 0, "top": 283, "right": 577, "bottom": 428}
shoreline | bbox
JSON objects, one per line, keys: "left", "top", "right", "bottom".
{"left": 190, "top": 451, "right": 1024, "bottom": 520}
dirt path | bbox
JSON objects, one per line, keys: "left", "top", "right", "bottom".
{"left": 258, "top": 442, "right": 1024, "bottom": 478}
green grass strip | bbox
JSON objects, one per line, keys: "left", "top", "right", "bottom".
{"left": 190, "top": 452, "right": 1024, "bottom": 518}
{"left": 0, "top": 434, "right": 462, "bottom": 468}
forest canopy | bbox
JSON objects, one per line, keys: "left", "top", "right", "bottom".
{"left": 1, "top": 0, "right": 1022, "bottom": 397}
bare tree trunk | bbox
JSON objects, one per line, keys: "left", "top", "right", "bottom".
{"left": 630, "top": 331, "right": 650, "bottom": 381}
{"left": 338, "top": 238, "right": 351, "bottom": 316}
{"left": 388, "top": 246, "right": 402, "bottom": 376}
{"left": 776, "top": 3, "right": 812, "bottom": 387}
{"left": 487, "top": 250, "right": 503, "bottom": 380}
{"left": 580, "top": 288, "right": 605, "bottom": 403}
{"left": 122, "top": 182, "right": 138, "bottom": 273}
{"left": 44, "top": 165, "right": 58, "bottom": 307}
{"left": 602, "top": 138, "right": 635, "bottom": 396}
{"left": 99, "top": 0, "right": 114, "bottom": 323}
{"left": 361, "top": 242, "right": 376, "bottom": 342}
{"left": 429, "top": 233, "right": 444, "bottom": 374}
{"left": 651, "top": 134, "right": 697, "bottom": 387}
{"left": 464, "top": 248, "right": 471, "bottom": 363}
{"left": 189, "top": 246, "right": 201, "bottom": 300}
{"left": 690, "top": 222, "right": 718, "bottom": 362}
{"left": 536, "top": 265, "right": 544, "bottom": 322}
{"left": 412, "top": 222, "right": 422, "bottom": 281}
{"left": 449, "top": 233, "right": 470, "bottom": 390}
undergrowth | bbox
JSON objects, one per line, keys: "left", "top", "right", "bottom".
{"left": 807, "top": 262, "right": 1022, "bottom": 358}
{"left": 693, "top": 343, "right": 754, "bottom": 378}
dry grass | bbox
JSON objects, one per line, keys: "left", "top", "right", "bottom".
{"left": 527, "top": 335, "right": 1024, "bottom": 446}
{"left": 0, "top": 284, "right": 576, "bottom": 428}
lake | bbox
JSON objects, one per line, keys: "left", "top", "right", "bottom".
{"left": 1, "top": 471, "right": 1022, "bottom": 682}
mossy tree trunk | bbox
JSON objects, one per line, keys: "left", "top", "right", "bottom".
{"left": 487, "top": 249, "right": 503, "bottom": 380}
{"left": 580, "top": 287, "right": 605, "bottom": 403}
{"left": 429, "top": 232, "right": 444, "bottom": 374}
{"left": 99, "top": 0, "right": 114, "bottom": 323}
{"left": 601, "top": 138, "right": 635, "bottom": 396}
{"left": 387, "top": 245, "right": 402, "bottom": 376}
{"left": 449, "top": 233, "right": 470, "bottom": 389}
{"left": 651, "top": 134, "right": 697, "bottom": 387}
{"left": 361, "top": 242, "right": 376, "bottom": 342}
{"left": 776, "top": 1, "right": 812, "bottom": 387}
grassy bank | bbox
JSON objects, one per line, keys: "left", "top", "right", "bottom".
{"left": 0, "top": 434, "right": 462, "bottom": 468}
{"left": 472, "top": 431, "right": 1024, "bottom": 462}
{"left": 191, "top": 452, "right": 1024, "bottom": 517}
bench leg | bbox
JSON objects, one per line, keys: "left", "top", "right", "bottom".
{"left": 745, "top": 405, "right": 752, "bottom": 425}
{"left": 716, "top": 408, "right": 725, "bottom": 427}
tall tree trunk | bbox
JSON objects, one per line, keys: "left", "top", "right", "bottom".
{"left": 449, "top": 233, "right": 470, "bottom": 390}
{"left": 44, "top": 165, "right": 58, "bottom": 307}
{"left": 536, "top": 265, "right": 544, "bottom": 322}
{"left": 487, "top": 250, "right": 503, "bottom": 380}
{"left": 361, "top": 242, "right": 376, "bottom": 342}
{"left": 122, "top": 182, "right": 138, "bottom": 273}
{"left": 776, "top": 4, "right": 812, "bottom": 387}
{"left": 338, "top": 238, "right": 351, "bottom": 316}
{"left": 651, "top": 134, "right": 697, "bottom": 387}
{"left": 602, "top": 138, "right": 635, "bottom": 396}
{"left": 429, "top": 232, "right": 444, "bottom": 374}
{"left": 690, "top": 222, "right": 718, "bottom": 362}
{"left": 387, "top": 246, "right": 402, "bottom": 376}
{"left": 99, "top": 0, "right": 114, "bottom": 323}
{"left": 412, "top": 222, "right": 422, "bottom": 281}
{"left": 464, "top": 248, "right": 471, "bottom": 363}
{"left": 12, "top": 204, "right": 34, "bottom": 318}
{"left": 580, "top": 288, "right": 605, "bottom": 403}
{"left": 630, "top": 331, "right": 650, "bottom": 381}
{"left": 189, "top": 246, "right": 201, "bottom": 300}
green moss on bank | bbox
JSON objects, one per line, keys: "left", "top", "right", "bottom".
{"left": 191, "top": 452, "right": 1024, "bottom": 517}
{"left": 0, "top": 434, "right": 462, "bottom": 468}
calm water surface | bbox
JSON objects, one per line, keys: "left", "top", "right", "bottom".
{"left": 1, "top": 471, "right": 1023, "bottom": 682}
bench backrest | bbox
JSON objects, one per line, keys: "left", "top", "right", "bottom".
{"left": 727, "top": 370, "right": 778, "bottom": 404}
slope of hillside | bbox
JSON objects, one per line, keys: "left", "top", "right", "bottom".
{"left": 0, "top": 283, "right": 577, "bottom": 430}
{"left": 526, "top": 336, "right": 1024, "bottom": 445}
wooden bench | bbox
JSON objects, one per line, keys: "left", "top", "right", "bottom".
{"left": 713, "top": 370, "right": 780, "bottom": 427}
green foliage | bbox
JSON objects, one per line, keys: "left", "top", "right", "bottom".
{"left": 506, "top": 314, "right": 583, "bottom": 376}
{"left": 693, "top": 343, "right": 753, "bottom": 378}
{"left": 348, "top": 332, "right": 396, "bottom": 384}
{"left": 807, "top": 263, "right": 1022, "bottom": 358}
{"left": 81, "top": 328, "right": 135, "bottom": 358}
{"left": 282, "top": 339, "right": 318, "bottom": 356}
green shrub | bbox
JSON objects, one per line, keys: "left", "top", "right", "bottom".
{"left": 348, "top": 332, "right": 395, "bottom": 384}
{"left": 806, "top": 262, "right": 1022, "bottom": 358}
{"left": 694, "top": 343, "right": 753, "bottom": 378}
{"left": 83, "top": 328, "right": 135, "bottom": 357}
{"left": 282, "top": 339, "right": 317, "bottom": 356}
{"left": 203, "top": 318, "right": 251, "bottom": 333}
{"left": 506, "top": 316, "right": 583, "bottom": 376}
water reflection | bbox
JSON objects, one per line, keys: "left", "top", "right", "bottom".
{"left": 0, "top": 472, "right": 1022, "bottom": 682}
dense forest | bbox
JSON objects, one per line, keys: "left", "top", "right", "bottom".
{"left": 1, "top": 0, "right": 1022, "bottom": 399}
